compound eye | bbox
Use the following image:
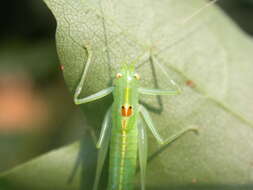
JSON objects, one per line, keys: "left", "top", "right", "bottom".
{"left": 116, "top": 73, "right": 123, "bottom": 78}
{"left": 134, "top": 73, "right": 140, "bottom": 80}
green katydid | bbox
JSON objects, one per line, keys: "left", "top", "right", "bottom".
{"left": 73, "top": 1, "right": 218, "bottom": 190}
{"left": 74, "top": 46, "right": 197, "bottom": 190}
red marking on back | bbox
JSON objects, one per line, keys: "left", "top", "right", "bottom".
{"left": 121, "top": 105, "right": 132, "bottom": 117}
{"left": 60, "top": 65, "right": 64, "bottom": 71}
{"left": 186, "top": 80, "right": 195, "bottom": 88}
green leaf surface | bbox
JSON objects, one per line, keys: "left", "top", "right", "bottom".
{"left": 2, "top": 0, "right": 253, "bottom": 189}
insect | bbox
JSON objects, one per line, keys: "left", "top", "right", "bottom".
{"left": 73, "top": 1, "right": 218, "bottom": 190}
{"left": 74, "top": 48, "right": 197, "bottom": 190}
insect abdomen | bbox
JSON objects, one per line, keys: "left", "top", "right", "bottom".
{"left": 107, "top": 126, "right": 138, "bottom": 190}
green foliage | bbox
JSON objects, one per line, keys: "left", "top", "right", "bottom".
{"left": 1, "top": 0, "right": 253, "bottom": 189}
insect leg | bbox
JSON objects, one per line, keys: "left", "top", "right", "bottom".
{"left": 74, "top": 45, "right": 113, "bottom": 105}
{"left": 93, "top": 107, "right": 112, "bottom": 190}
{"left": 139, "top": 105, "right": 197, "bottom": 145}
{"left": 75, "top": 87, "right": 113, "bottom": 105}
{"left": 96, "top": 106, "right": 112, "bottom": 148}
{"left": 158, "top": 125, "right": 198, "bottom": 146}
{"left": 139, "top": 54, "right": 183, "bottom": 96}
{"left": 139, "top": 87, "right": 180, "bottom": 96}
{"left": 137, "top": 120, "right": 148, "bottom": 190}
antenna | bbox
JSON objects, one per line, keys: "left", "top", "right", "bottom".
{"left": 154, "top": 0, "right": 220, "bottom": 57}
{"left": 180, "top": 0, "right": 219, "bottom": 25}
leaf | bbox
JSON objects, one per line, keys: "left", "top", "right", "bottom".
{"left": 0, "top": 135, "right": 97, "bottom": 190}
{"left": 0, "top": 143, "right": 81, "bottom": 190}
{"left": 2, "top": 0, "right": 253, "bottom": 189}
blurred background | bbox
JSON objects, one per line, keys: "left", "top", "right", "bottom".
{"left": 0, "top": 0, "right": 252, "bottom": 175}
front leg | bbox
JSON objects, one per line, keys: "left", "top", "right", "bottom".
{"left": 139, "top": 53, "right": 182, "bottom": 96}
{"left": 138, "top": 87, "right": 181, "bottom": 96}
{"left": 74, "top": 44, "right": 113, "bottom": 105}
